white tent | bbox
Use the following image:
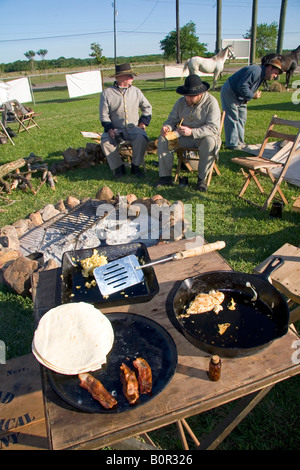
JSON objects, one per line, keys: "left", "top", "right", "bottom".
{"left": 66, "top": 70, "right": 102, "bottom": 98}
{"left": 0, "top": 77, "right": 32, "bottom": 104}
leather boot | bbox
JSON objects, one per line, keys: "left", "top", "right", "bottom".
{"left": 196, "top": 177, "right": 207, "bottom": 192}
{"left": 153, "top": 176, "right": 173, "bottom": 188}
{"left": 113, "top": 164, "right": 126, "bottom": 179}
{"left": 131, "top": 164, "right": 144, "bottom": 178}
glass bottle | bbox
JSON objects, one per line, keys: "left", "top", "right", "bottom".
{"left": 208, "top": 355, "right": 221, "bottom": 381}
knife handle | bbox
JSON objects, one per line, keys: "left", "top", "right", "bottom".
{"left": 173, "top": 241, "right": 226, "bottom": 260}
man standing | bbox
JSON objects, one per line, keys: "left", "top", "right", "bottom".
{"left": 100, "top": 63, "right": 152, "bottom": 178}
{"left": 221, "top": 58, "right": 283, "bottom": 150}
{"left": 154, "top": 74, "right": 221, "bottom": 192}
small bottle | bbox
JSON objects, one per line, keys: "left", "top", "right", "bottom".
{"left": 208, "top": 355, "right": 221, "bottom": 381}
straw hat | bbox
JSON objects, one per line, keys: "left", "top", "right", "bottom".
{"left": 264, "top": 58, "right": 283, "bottom": 74}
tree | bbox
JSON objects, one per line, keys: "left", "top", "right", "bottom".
{"left": 24, "top": 50, "right": 35, "bottom": 71}
{"left": 36, "top": 49, "right": 48, "bottom": 70}
{"left": 160, "top": 21, "right": 207, "bottom": 62}
{"left": 244, "top": 22, "right": 278, "bottom": 58}
{"left": 89, "top": 42, "right": 106, "bottom": 65}
{"left": 37, "top": 49, "right": 48, "bottom": 60}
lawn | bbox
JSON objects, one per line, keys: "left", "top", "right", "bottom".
{"left": 0, "top": 71, "right": 299, "bottom": 450}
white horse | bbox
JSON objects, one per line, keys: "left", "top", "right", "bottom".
{"left": 183, "top": 45, "right": 235, "bottom": 90}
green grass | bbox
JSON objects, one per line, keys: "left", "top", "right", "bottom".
{"left": 0, "top": 71, "right": 300, "bottom": 450}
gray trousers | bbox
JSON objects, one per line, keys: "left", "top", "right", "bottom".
{"left": 157, "top": 134, "right": 217, "bottom": 182}
{"left": 101, "top": 127, "right": 148, "bottom": 171}
{"left": 220, "top": 80, "right": 247, "bottom": 148}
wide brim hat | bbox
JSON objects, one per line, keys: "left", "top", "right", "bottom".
{"left": 111, "top": 63, "right": 139, "bottom": 78}
{"left": 264, "top": 58, "right": 283, "bottom": 74}
{"left": 176, "top": 74, "right": 210, "bottom": 96}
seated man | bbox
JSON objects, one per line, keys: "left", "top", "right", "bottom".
{"left": 100, "top": 63, "right": 152, "bottom": 178}
{"left": 155, "top": 74, "right": 221, "bottom": 192}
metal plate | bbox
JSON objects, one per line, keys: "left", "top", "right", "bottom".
{"left": 47, "top": 312, "right": 178, "bottom": 413}
{"left": 61, "top": 242, "right": 159, "bottom": 306}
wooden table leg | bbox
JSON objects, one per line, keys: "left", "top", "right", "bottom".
{"left": 196, "top": 385, "right": 274, "bottom": 450}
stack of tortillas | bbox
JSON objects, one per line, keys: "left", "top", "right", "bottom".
{"left": 32, "top": 302, "right": 114, "bottom": 375}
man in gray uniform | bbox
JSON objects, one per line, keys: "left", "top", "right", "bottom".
{"left": 100, "top": 63, "right": 152, "bottom": 178}
{"left": 155, "top": 74, "right": 221, "bottom": 192}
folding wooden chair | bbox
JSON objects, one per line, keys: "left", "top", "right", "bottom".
{"left": 174, "top": 110, "right": 225, "bottom": 186}
{"left": 231, "top": 115, "right": 300, "bottom": 210}
{"left": 16, "top": 110, "right": 41, "bottom": 133}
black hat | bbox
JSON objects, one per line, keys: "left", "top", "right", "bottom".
{"left": 176, "top": 74, "right": 210, "bottom": 95}
{"left": 111, "top": 63, "right": 139, "bottom": 78}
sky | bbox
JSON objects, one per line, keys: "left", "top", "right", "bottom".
{"left": 0, "top": 0, "right": 299, "bottom": 64}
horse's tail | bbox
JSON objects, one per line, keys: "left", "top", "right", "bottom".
{"left": 181, "top": 59, "right": 190, "bottom": 81}
{"left": 182, "top": 59, "right": 189, "bottom": 72}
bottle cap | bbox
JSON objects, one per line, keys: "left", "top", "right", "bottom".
{"left": 211, "top": 355, "right": 220, "bottom": 364}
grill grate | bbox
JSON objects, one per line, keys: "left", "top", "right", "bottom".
{"left": 19, "top": 199, "right": 109, "bottom": 257}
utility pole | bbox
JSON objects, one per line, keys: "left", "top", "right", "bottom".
{"left": 113, "top": 0, "right": 117, "bottom": 65}
{"left": 176, "top": 0, "right": 181, "bottom": 63}
{"left": 277, "top": 0, "right": 288, "bottom": 54}
{"left": 215, "top": 0, "right": 222, "bottom": 53}
{"left": 250, "top": 0, "right": 258, "bottom": 64}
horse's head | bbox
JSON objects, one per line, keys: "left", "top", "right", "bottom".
{"left": 227, "top": 45, "right": 235, "bottom": 60}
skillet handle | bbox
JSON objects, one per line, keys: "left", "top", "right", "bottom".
{"left": 173, "top": 241, "right": 226, "bottom": 260}
{"left": 256, "top": 257, "right": 284, "bottom": 281}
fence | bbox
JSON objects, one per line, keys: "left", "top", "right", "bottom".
{"left": 0, "top": 60, "right": 245, "bottom": 105}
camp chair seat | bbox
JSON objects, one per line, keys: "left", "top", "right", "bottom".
{"left": 17, "top": 111, "right": 41, "bottom": 133}
{"left": 231, "top": 156, "right": 283, "bottom": 170}
{"left": 174, "top": 150, "right": 220, "bottom": 186}
{"left": 174, "top": 110, "right": 225, "bottom": 186}
{"left": 231, "top": 115, "right": 300, "bottom": 210}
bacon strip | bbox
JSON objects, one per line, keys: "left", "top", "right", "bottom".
{"left": 78, "top": 373, "right": 117, "bottom": 409}
{"left": 120, "top": 363, "right": 139, "bottom": 405}
{"left": 133, "top": 357, "right": 152, "bottom": 394}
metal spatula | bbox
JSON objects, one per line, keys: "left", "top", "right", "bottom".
{"left": 93, "top": 241, "right": 225, "bottom": 296}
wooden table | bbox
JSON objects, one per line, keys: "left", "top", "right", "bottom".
{"left": 254, "top": 243, "right": 300, "bottom": 325}
{"left": 32, "top": 239, "right": 300, "bottom": 450}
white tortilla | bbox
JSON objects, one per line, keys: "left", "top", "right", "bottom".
{"left": 32, "top": 302, "right": 114, "bottom": 375}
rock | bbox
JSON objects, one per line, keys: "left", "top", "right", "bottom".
{"left": 65, "top": 196, "right": 80, "bottom": 209}
{"left": 0, "top": 226, "right": 20, "bottom": 250}
{"left": 55, "top": 199, "right": 67, "bottom": 212}
{"left": 29, "top": 211, "right": 43, "bottom": 227}
{"left": 40, "top": 258, "right": 58, "bottom": 271}
{"left": 95, "top": 186, "right": 114, "bottom": 201}
{"left": 151, "top": 194, "right": 164, "bottom": 202}
{"left": 130, "top": 198, "right": 155, "bottom": 215}
{"left": 0, "top": 250, "right": 20, "bottom": 269}
{"left": 3, "top": 256, "right": 39, "bottom": 296}
{"left": 127, "top": 193, "right": 137, "bottom": 204}
{"left": 40, "top": 204, "right": 60, "bottom": 222}
{"left": 63, "top": 147, "right": 80, "bottom": 168}
{"left": 12, "top": 219, "right": 30, "bottom": 237}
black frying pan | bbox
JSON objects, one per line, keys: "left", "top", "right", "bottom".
{"left": 169, "top": 258, "right": 290, "bottom": 358}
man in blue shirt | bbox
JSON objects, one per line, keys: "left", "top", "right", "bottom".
{"left": 221, "top": 58, "right": 283, "bottom": 150}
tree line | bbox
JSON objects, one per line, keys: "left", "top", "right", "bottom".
{"left": 0, "top": 20, "right": 282, "bottom": 74}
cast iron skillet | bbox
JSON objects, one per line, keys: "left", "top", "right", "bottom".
{"left": 169, "top": 258, "right": 290, "bottom": 358}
